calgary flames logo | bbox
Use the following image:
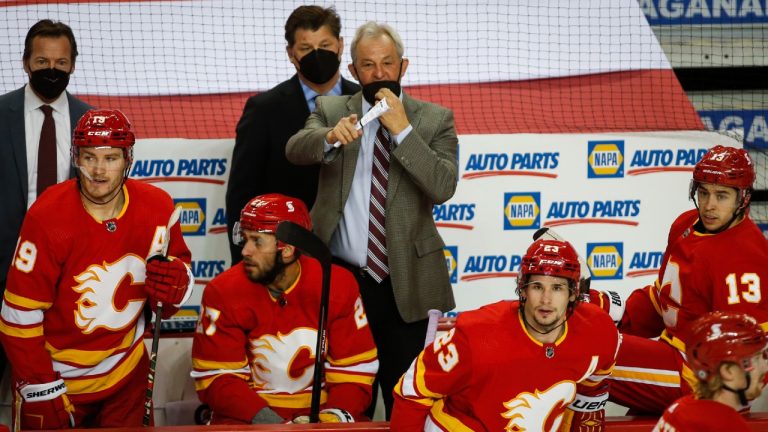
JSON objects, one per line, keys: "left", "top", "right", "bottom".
{"left": 249, "top": 328, "right": 317, "bottom": 393}
{"left": 73, "top": 255, "right": 146, "bottom": 334}
{"left": 501, "top": 382, "right": 575, "bottom": 432}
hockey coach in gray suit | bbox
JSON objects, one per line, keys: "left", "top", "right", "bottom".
{"left": 286, "top": 21, "right": 458, "bottom": 418}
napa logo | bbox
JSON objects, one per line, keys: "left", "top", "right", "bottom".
{"left": 463, "top": 152, "right": 559, "bottom": 179}
{"left": 627, "top": 148, "right": 708, "bottom": 176}
{"left": 434, "top": 203, "right": 476, "bottom": 230}
{"left": 174, "top": 199, "right": 206, "bottom": 236}
{"left": 504, "top": 192, "right": 541, "bottom": 230}
{"left": 586, "top": 243, "right": 623, "bottom": 280}
{"left": 209, "top": 208, "right": 228, "bottom": 234}
{"left": 544, "top": 199, "right": 641, "bottom": 227}
{"left": 627, "top": 251, "right": 664, "bottom": 278}
{"left": 444, "top": 246, "right": 458, "bottom": 284}
{"left": 191, "top": 259, "right": 226, "bottom": 285}
{"left": 162, "top": 305, "right": 200, "bottom": 332}
{"left": 461, "top": 253, "right": 523, "bottom": 282}
{"left": 131, "top": 158, "right": 228, "bottom": 184}
{"left": 587, "top": 141, "right": 624, "bottom": 178}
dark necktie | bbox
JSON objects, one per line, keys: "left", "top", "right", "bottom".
{"left": 366, "top": 126, "right": 391, "bottom": 282}
{"left": 37, "top": 104, "right": 57, "bottom": 197}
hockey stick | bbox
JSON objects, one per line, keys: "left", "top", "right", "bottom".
{"left": 275, "top": 221, "right": 331, "bottom": 424}
{"left": 424, "top": 309, "right": 443, "bottom": 347}
{"left": 143, "top": 205, "right": 182, "bottom": 427}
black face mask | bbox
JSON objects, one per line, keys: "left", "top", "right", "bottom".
{"left": 30, "top": 68, "right": 70, "bottom": 101}
{"left": 361, "top": 80, "right": 401, "bottom": 106}
{"left": 298, "top": 49, "right": 340, "bottom": 85}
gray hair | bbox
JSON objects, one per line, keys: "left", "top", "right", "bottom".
{"left": 350, "top": 21, "right": 404, "bottom": 64}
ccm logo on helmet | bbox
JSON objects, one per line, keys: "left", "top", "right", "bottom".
{"left": 25, "top": 381, "right": 66, "bottom": 399}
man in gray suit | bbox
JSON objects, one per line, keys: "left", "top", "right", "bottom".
{"left": 0, "top": 19, "right": 91, "bottom": 314}
{"left": 287, "top": 21, "right": 457, "bottom": 418}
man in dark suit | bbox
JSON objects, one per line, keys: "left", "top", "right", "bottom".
{"left": 226, "top": 5, "right": 359, "bottom": 264}
{"left": 0, "top": 18, "right": 91, "bottom": 377}
{"left": 287, "top": 21, "right": 458, "bottom": 418}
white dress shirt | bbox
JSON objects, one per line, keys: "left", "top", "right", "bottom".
{"left": 24, "top": 84, "right": 72, "bottom": 207}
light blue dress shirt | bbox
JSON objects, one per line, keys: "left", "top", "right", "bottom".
{"left": 299, "top": 78, "right": 342, "bottom": 113}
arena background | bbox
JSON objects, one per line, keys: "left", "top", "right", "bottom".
{"left": 1, "top": 0, "right": 767, "bottom": 424}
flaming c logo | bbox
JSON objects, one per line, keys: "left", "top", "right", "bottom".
{"left": 249, "top": 328, "right": 318, "bottom": 393}
{"left": 501, "top": 382, "right": 575, "bottom": 432}
{"left": 73, "top": 255, "right": 146, "bottom": 334}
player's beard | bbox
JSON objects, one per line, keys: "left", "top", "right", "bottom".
{"left": 247, "top": 251, "right": 286, "bottom": 286}
{"left": 531, "top": 311, "right": 565, "bottom": 333}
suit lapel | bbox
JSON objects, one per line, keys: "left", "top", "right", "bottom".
{"left": 340, "top": 78, "right": 359, "bottom": 95}
{"left": 284, "top": 75, "right": 311, "bottom": 117}
{"left": 340, "top": 93, "right": 364, "bottom": 204}
{"left": 386, "top": 92, "right": 421, "bottom": 203}
{"left": 9, "top": 88, "right": 28, "bottom": 204}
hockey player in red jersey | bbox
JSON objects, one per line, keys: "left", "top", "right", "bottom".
{"left": 0, "top": 109, "right": 193, "bottom": 429}
{"left": 654, "top": 311, "right": 768, "bottom": 432}
{"left": 191, "top": 194, "right": 378, "bottom": 424}
{"left": 608, "top": 145, "right": 768, "bottom": 414}
{"left": 391, "top": 239, "right": 620, "bottom": 431}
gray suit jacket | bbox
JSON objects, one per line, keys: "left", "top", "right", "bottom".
{"left": 286, "top": 92, "right": 458, "bottom": 322}
{"left": 0, "top": 87, "right": 92, "bottom": 291}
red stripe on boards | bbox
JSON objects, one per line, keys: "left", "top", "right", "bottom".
{"left": 75, "top": 69, "right": 703, "bottom": 140}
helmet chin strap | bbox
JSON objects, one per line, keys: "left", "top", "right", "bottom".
{"left": 721, "top": 371, "right": 750, "bottom": 407}
{"left": 519, "top": 297, "right": 574, "bottom": 336}
{"left": 77, "top": 175, "right": 126, "bottom": 206}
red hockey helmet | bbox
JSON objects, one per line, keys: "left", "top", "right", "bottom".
{"left": 687, "top": 311, "right": 767, "bottom": 381}
{"left": 73, "top": 109, "right": 135, "bottom": 149}
{"left": 690, "top": 145, "right": 754, "bottom": 207}
{"left": 71, "top": 109, "right": 135, "bottom": 174}
{"left": 234, "top": 193, "right": 312, "bottom": 245}
{"left": 517, "top": 239, "right": 581, "bottom": 294}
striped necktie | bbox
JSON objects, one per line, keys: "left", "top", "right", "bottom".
{"left": 365, "top": 126, "right": 391, "bottom": 282}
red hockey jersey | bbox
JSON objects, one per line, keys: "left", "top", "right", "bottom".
{"left": 191, "top": 256, "right": 378, "bottom": 423}
{"left": 654, "top": 395, "right": 750, "bottom": 432}
{"left": 392, "top": 301, "right": 619, "bottom": 431}
{"left": 0, "top": 179, "right": 191, "bottom": 403}
{"left": 652, "top": 209, "right": 768, "bottom": 351}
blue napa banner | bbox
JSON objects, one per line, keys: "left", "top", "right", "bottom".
{"left": 640, "top": 0, "right": 768, "bottom": 25}
{"left": 698, "top": 110, "right": 768, "bottom": 149}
